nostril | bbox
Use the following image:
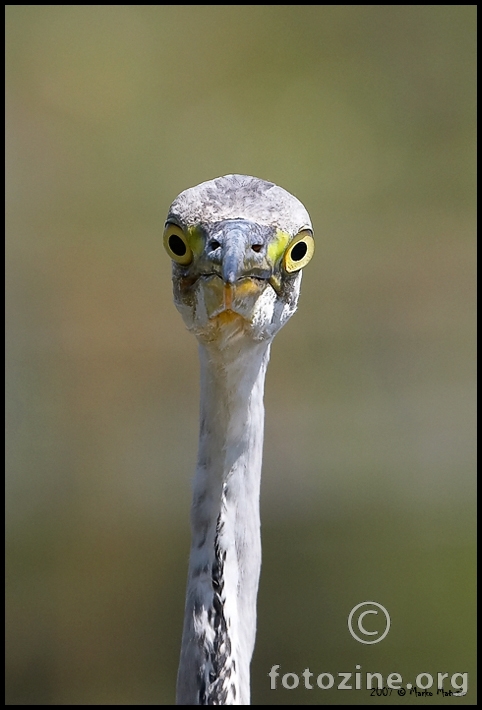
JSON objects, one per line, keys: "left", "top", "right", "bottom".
{"left": 209, "top": 240, "right": 221, "bottom": 251}
{"left": 251, "top": 244, "right": 263, "bottom": 253}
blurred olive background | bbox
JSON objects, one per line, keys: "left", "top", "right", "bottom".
{"left": 5, "top": 6, "right": 476, "bottom": 705}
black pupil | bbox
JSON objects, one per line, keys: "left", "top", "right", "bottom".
{"left": 291, "top": 241, "right": 307, "bottom": 261}
{"left": 169, "top": 234, "right": 187, "bottom": 257}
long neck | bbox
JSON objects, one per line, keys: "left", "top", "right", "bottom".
{"left": 176, "top": 336, "right": 271, "bottom": 705}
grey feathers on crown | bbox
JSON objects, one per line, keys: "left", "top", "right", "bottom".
{"left": 168, "top": 174, "right": 312, "bottom": 236}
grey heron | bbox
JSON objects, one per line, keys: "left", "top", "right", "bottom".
{"left": 164, "top": 175, "right": 314, "bottom": 704}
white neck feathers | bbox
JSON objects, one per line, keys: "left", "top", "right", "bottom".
{"left": 176, "top": 332, "right": 271, "bottom": 705}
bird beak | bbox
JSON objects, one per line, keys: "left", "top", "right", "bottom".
{"left": 202, "top": 273, "right": 269, "bottom": 322}
{"left": 199, "top": 222, "right": 272, "bottom": 320}
{"left": 220, "top": 227, "right": 250, "bottom": 285}
{"left": 173, "top": 220, "right": 283, "bottom": 334}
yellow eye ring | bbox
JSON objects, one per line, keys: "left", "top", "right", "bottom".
{"left": 283, "top": 231, "right": 315, "bottom": 273}
{"left": 163, "top": 224, "right": 193, "bottom": 265}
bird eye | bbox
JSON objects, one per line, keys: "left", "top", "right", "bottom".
{"left": 282, "top": 231, "right": 315, "bottom": 272}
{"left": 163, "top": 224, "right": 193, "bottom": 265}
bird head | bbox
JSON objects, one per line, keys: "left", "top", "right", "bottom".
{"left": 164, "top": 175, "right": 314, "bottom": 344}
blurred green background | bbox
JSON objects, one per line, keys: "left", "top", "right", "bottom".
{"left": 5, "top": 6, "right": 476, "bottom": 705}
